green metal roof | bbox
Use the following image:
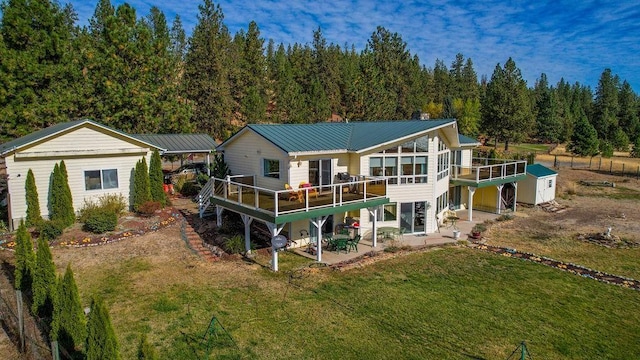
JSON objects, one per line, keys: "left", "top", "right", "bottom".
{"left": 0, "top": 119, "right": 161, "bottom": 156}
{"left": 220, "top": 119, "right": 456, "bottom": 154}
{"left": 526, "top": 164, "right": 557, "bottom": 178}
{"left": 133, "top": 134, "right": 218, "bottom": 154}
{"left": 458, "top": 134, "right": 480, "bottom": 146}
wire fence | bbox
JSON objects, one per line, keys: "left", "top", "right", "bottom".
{"left": 536, "top": 154, "right": 640, "bottom": 178}
{"left": 0, "top": 269, "right": 52, "bottom": 360}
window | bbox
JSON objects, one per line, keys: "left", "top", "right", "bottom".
{"left": 384, "top": 157, "right": 398, "bottom": 184}
{"left": 437, "top": 152, "right": 450, "bottom": 180}
{"left": 436, "top": 192, "right": 449, "bottom": 214}
{"left": 370, "top": 203, "right": 397, "bottom": 222}
{"left": 369, "top": 137, "right": 429, "bottom": 185}
{"left": 85, "top": 169, "right": 118, "bottom": 190}
{"left": 548, "top": 179, "right": 553, "bottom": 188}
{"left": 263, "top": 159, "right": 280, "bottom": 178}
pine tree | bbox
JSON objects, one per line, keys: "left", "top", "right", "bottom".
{"left": 137, "top": 333, "right": 157, "bottom": 360}
{"left": 534, "top": 73, "right": 562, "bottom": 143}
{"left": 480, "top": 58, "right": 532, "bottom": 150}
{"left": 631, "top": 137, "right": 640, "bottom": 158}
{"left": 149, "top": 150, "right": 166, "bottom": 206}
{"left": 592, "top": 68, "right": 620, "bottom": 141}
{"left": 568, "top": 114, "right": 600, "bottom": 156}
{"left": 185, "top": 0, "right": 233, "bottom": 140}
{"left": 51, "top": 264, "right": 86, "bottom": 353}
{"left": 132, "top": 158, "right": 151, "bottom": 212}
{"left": 86, "top": 296, "right": 120, "bottom": 360}
{"left": 25, "top": 169, "right": 42, "bottom": 227}
{"left": 32, "top": 235, "right": 57, "bottom": 319}
{"left": 14, "top": 221, "right": 35, "bottom": 291}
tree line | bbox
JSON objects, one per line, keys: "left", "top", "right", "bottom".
{"left": 1, "top": 0, "right": 638, "bottom": 156}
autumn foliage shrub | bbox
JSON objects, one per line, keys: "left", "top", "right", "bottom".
{"left": 137, "top": 201, "right": 161, "bottom": 216}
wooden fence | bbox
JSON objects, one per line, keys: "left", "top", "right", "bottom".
{"left": 536, "top": 154, "right": 640, "bottom": 178}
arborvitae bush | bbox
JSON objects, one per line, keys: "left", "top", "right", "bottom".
{"left": 149, "top": 150, "right": 166, "bottom": 206}
{"left": 59, "top": 161, "right": 75, "bottom": 226}
{"left": 86, "top": 296, "right": 120, "bottom": 360}
{"left": 32, "top": 235, "right": 57, "bottom": 319}
{"left": 132, "top": 158, "right": 151, "bottom": 212}
{"left": 14, "top": 221, "right": 35, "bottom": 291}
{"left": 51, "top": 264, "right": 86, "bottom": 354}
{"left": 49, "top": 162, "right": 75, "bottom": 228}
{"left": 25, "top": 169, "right": 42, "bottom": 227}
{"left": 83, "top": 208, "right": 118, "bottom": 234}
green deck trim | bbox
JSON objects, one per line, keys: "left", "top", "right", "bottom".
{"left": 210, "top": 197, "right": 389, "bottom": 225}
{"left": 450, "top": 174, "right": 527, "bottom": 188}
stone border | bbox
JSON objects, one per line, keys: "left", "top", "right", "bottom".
{"left": 469, "top": 242, "right": 640, "bottom": 291}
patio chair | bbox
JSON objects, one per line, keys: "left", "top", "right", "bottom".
{"left": 284, "top": 183, "right": 299, "bottom": 202}
{"left": 347, "top": 234, "right": 361, "bottom": 252}
{"left": 334, "top": 238, "right": 349, "bottom": 254}
{"left": 298, "top": 182, "right": 319, "bottom": 199}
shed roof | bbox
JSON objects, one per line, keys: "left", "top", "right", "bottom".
{"left": 0, "top": 119, "right": 161, "bottom": 157}
{"left": 527, "top": 164, "right": 557, "bottom": 178}
{"left": 220, "top": 119, "right": 457, "bottom": 154}
{"left": 133, "top": 134, "right": 218, "bottom": 154}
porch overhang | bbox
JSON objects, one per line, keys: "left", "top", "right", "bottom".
{"left": 210, "top": 197, "right": 389, "bottom": 225}
{"left": 450, "top": 174, "right": 527, "bottom": 188}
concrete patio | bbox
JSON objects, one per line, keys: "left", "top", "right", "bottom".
{"left": 291, "top": 210, "right": 500, "bottom": 265}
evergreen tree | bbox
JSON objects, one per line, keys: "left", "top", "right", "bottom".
{"left": 534, "top": 73, "right": 562, "bottom": 143}
{"left": 32, "top": 235, "right": 56, "bottom": 319}
{"left": 480, "top": 58, "right": 532, "bottom": 150}
{"left": 51, "top": 264, "right": 86, "bottom": 354}
{"left": 132, "top": 157, "right": 151, "bottom": 211}
{"left": 25, "top": 169, "right": 42, "bottom": 227}
{"left": 618, "top": 80, "right": 639, "bottom": 142}
{"left": 592, "top": 68, "right": 620, "bottom": 141}
{"left": 185, "top": 0, "right": 233, "bottom": 140}
{"left": 59, "top": 160, "right": 75, "bottom": 226}
{"left": 568, "top": 114, "right": 600, "bottom": 156}
{"left": 461, "top": 57, "right": 480, "bottom": 100}
{"left": 86, "top": 296, "right": 120, "bottom": 360}
{"left": 14, "top": 221, "right": 35, "bottom": 291}
{"left": 149, "top": 150, "right": 166, "bottom": 206}
{"left": 0, "top": 0, "right": 77, "bottom": 141}
{"left": 631, "top": 137, "right": 640, "bottom": 158}
{"left": 137, "top": 333, "right": 157, "bottom": 360}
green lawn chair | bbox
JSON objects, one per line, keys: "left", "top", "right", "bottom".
{"left": 347, "top": 234, "right": 361, "bottom": 252}
{"left": 334, "top": 238, "right": 349, "bottom": 254}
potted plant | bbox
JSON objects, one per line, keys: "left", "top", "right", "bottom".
{"left": 470, "top": 223, "right": 487, "bottom": 239}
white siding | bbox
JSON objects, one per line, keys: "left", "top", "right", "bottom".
{"left": 516, "top": 174, "right": 557, "bottom": 205}
{"left": 5, "top": 126, "right": 152, "bottom": 230}
{"left": 222, "top": 131, "right": 288, "bottom": 189}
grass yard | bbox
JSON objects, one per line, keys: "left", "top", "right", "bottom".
{"left": 51, "top": 226, "right": 640, "bottom": 360}
{"left": 484, "top": 142, "right": 553, "bottom": 154}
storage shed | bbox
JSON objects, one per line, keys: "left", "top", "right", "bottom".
{"left": 516, "top": 164, "right": 558, "bottom": 205}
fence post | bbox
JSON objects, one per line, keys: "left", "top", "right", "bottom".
{"left": 571, "top": 156, "right": 574, "bottom": 168}
{"left": 610, "top": 161, "right": 613, "bottom": 174}
{"left": 599, "top": 157, "right": 602, "bottom": 170}
{"left": 554, "top": 155, "right": 558, "bottom": 168}
{"left": 589, "top": 157, "right": 592, "bottom": 169}
{"left": 16, "top": 290, "right": 25, "bottom": 353}
{"left": 637, "top": 166, "right": 639, "bottom": 179}
{"left": 622, "top": 163, "right": 625, "bottom": 177}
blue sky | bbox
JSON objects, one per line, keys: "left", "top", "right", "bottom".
{"left": 68, "top": 0, "right": 640, "bottom": 93}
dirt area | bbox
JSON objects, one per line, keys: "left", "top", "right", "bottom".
{"left": 487, "top": 167, "right": 640, "bottom": 245}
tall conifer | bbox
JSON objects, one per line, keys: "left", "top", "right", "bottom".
{"left": 25, "top": 169, "right": 42, "bottom": 227}
{"left": 32, "top": 235, "right": 56, "bottom": 319}
{"left": 86, "top": 296, "right": 120, "bottom": 360}
{"left": 52, "top": 264, "right": 87, "bottom": 354}
{"left": 149, "top": 150, "right": 166, "bottom": 206}
{"left": 14, "top": 221, "right": 35, "bottom": 291}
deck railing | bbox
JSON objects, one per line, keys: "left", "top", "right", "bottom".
{"left": 206, "top": 175, "right": 388, "bottom": 217}
{"left": 451, "top": 159, "right": 526, "bottom": 183}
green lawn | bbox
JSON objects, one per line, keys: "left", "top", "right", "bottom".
{"left": 87, "top": 247, "right": 640, "bottom": 359}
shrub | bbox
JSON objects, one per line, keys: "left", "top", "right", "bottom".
{"left": 83, "top": 208, "right": 118, "bottom": 234}
{"left": 98, "top": 194, "right": 127, "bottom": 216}
{"left": 132, "top": 157, "right": 151, "bottom": 212}
{"left": 38, "top": 220, "right": 64, "bottom": 240}
{"left": 472, "top": 223, "right": 487, "bottom": 234}
{"left": 600, "top": 141, "right": 614, "bottom": 158}
{"left": 180, "top": 182, "right": 201, "bottom": 197}
{"left": 224, "top": 235, "right": 245, "bottom": 254}
{"left": 137, "top": 201, "right": 161, "bottom": 216}
{"left": 149, "top": 150, "right": 166, "bottom": 206}
{"left": 172, "top": 176, "right": 186, "bottom": 193}
{"left": 496, "top": 214, "right": 514, "bottom": 222}
{"left": 196, "top": 173, "right": 210, "bottom": 186}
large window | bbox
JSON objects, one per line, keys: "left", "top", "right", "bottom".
{"left": 436, "top": 192, "right": 449, "bottom": 214}
{"left": 369, "top": 136, "right": 429, "bottom": 185}
{"left": 85, "top": 169, "right": 118, "bottom": 190}
{"left": 369, "top": 203, "right": 397, "bottom": 222}
{"left": 263, "top": 159, "right": 280, "bottom": 178}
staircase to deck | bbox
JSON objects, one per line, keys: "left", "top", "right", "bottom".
{"left": 197, "top": 178, "right": 215, "bottom": 218}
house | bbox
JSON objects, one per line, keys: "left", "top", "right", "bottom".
{"left": 516, "top": 163, "right": 557, "bottom": 205}
{"left": 0, "top": 119, "right": 218, "bottom": 231}
{"left": 204, "top": 120, "right": 527, "bottom": 270}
